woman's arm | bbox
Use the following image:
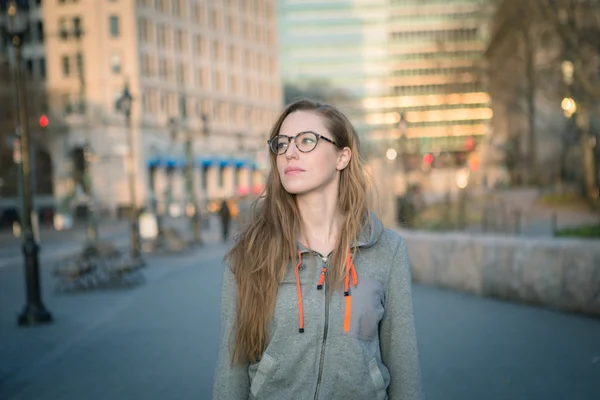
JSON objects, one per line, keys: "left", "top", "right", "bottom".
{"left": 212, "top": 265, "right": 250, "bottom": 399}
{"left": 379, "top": 237, "right": 425, "bottom": 400}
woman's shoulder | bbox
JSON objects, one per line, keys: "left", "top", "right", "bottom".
{"left": 375, "top": 228, "right": 406, "bottom": 254}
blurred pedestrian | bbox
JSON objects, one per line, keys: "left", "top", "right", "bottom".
{"left": 218, "top": 199, "right": 231, "bottom": 241}
{"left": 213, "top": 99, "right": 424, "bottom": 399}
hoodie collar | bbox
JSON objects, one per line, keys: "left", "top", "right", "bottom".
{"left": 296, "top": 211, "right": 384, "bottom": 254}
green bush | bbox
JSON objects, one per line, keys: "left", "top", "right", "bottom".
{"left": 555, "top": 225, "right": 600, "bottom": 238}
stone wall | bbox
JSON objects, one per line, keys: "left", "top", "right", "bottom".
{"left": 401, "top": 230, "right": 600, "bottom": 317}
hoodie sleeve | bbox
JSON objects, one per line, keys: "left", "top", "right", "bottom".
{"left": 379, "top": 237, "right": 425, "bottom": 400}
{"left": 212, "top": 265, "right": 250, "bottom": 400}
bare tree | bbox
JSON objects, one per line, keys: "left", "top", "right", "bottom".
{"left": 534, "top": 0, "right": 600, "bottom": 202}
{"left": 485, "top": 0, "right": 596, "bottom": 188}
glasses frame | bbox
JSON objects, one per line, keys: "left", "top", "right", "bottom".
{"left": 267, "top": 131, "right": 338, "bottom": 155}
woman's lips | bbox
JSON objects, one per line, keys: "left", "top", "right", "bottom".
{"left": 285, "top": 167, "right": 305, "bottom": 175}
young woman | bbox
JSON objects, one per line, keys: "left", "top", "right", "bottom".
{"left": 213, "top": 99, "right": 424, "bottom": 399}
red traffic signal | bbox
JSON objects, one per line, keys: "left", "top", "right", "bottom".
{"left": 465, "top": 136, "right": 475, "bottom": 151}
{"left": 39, "top": 115, "right": 49, "bottom": 128}
{"left": 423, "top": 153, "right": 434, "bottom": 165}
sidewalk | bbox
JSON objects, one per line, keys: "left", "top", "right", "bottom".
{"left": 0, "top": 215, "right": 228, "bottom": 269}
{"left": 0, "top": 237, "right": 228, "bottom": 400}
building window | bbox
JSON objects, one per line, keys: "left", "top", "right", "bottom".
{"left": 159, "top": 58, "right": 168, "bottom": 80}
{"left": 109, "top": 16, "right": 120, "bottom": 37}
{"left": 36, "top": 21, "right": 44, "bottom": 42}
{"left": 211, "top": 9, "right": 221, "bottom": 30}
{"left": 110, "top": 53, "right": 121, "bottom": 74}
{"left": 59, "top": 17, "right": 68, "bottom": 40}
{"left": 76, "top": 52, "right": 83, "bottom": 76}
{"left": 196, "top": 69, "right": 203, "bottom": 87}
{"left": 139, "top": 19, "right": 154, "bottom": 44}
{"left": 157, "top": 25, "right": 165, "bottom": 48}
{"left": 73, "top": 17, "right": 82, "bottom": 38}
{"left": 231, "top": 75, "right": 238, "bottom": 94}
{"left": 62, "top": 93, "right": 72, "bottom": 114}
{"left": 173, "top": 0, "right": 185, "bottom": 18}
{"left": 175, "top": 29, "right": 187, "bottom": 52}
{"left": 26, "top": 59, "right": 33, "bottom": 75}
{"left": 212, "top": 40, "right": 222, "bottom": 61}
{"left": 218, "top": 166, "right": 224, "bottom": 188}
{"left": 61, "top": 55, "right": 70, "bottom": 77}
{"left": 39, "top": 58, "right": 46, "bottom": 78}
{"left": 156, "top": 0, "right": 168, "bottom": 13}
{"left": 192, "top": 3, "right": 204, "bottom": 24}
{"left": 228, "top": 15, "right": 236, "bottom": 35}
{"left": 176, "top": 63, "right": 187, "bottom": 84}
{"left": 228, "top": 44, "right": 236, "bottom": 64}
{"left": 194, "top": 35, "right": 203, "bottom": 56}
{"left": 142, "top": 54, "right": 154, "bottom": 77}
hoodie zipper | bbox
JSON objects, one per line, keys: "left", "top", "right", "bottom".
{"left": 314, "top": 254, "right": 330, "bottom": 400}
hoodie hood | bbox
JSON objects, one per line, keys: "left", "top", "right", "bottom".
{"left": 355, "top": 211, "right": 384, "bottom": 249}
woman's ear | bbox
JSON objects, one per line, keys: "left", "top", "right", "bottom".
{"left": 336, "top": 147, "right": 352, "bottom": 171}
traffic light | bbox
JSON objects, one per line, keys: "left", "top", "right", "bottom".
{"left": 423, "top": 153, "right": 434, "bottom": 165}
{"left": 465, "top": 136, "right": 475, "bottom": 151}
{"left": 39, "top": 115, "right": 49, "bottom": 128}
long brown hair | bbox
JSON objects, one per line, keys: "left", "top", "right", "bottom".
{"left": 225, "top": 99, "right": 369, "bottom": 365}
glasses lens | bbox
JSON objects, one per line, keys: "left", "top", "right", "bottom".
{"left": 296, "top": 132, "right": 318, "bottom": 152}
{"left": 269, "top": 136, "right": 289, "bottom": 155}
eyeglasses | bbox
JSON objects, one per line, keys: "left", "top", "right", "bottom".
{"left": 267, "top": 131, "right": 337, "bottom": 155}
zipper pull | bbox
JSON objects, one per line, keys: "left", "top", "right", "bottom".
{"left": 316, "top": 266, "right": 327, "bottom": 290}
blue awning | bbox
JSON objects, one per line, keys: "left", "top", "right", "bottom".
{"left": 147, "top": 157, "right": 253, "bottom": 169}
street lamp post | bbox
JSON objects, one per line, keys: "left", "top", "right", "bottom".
{"left": 397, "top": 112, "right": 409, "bottom": 196}
{"left": 73, "top": 25, "right": 98, "bottom": 243}
{"left": 2, "top": 0, "right": 53, "bottom": 325}
{"left": 184, "top": 126, "right": 202, "bottom": 245}
{"left": 115, "top": 83, "right": 142, "bottom": 260}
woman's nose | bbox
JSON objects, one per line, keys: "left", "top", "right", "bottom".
{"left": 285, "top": 139, "right": 300, "bottom": 158}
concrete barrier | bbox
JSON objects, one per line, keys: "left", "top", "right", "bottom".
{"left": 400, "top": 230, "right": 600, "bottom": 317}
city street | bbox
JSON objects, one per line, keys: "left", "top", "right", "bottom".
{"left": 1, "top": 231, "right": 599, "bottom": 400}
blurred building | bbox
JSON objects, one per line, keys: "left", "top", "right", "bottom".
{"left": 277, "top": 0, "right": 389, "bottom": 139}
{"left": 1, "top": 0, "right": 281, "bottom": 221}
{"left": 278, "top": 0, "right": 494, "bottom": 170}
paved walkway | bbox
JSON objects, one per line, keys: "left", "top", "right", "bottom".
{"left": 0, "top": 215, "right": 225, "bottom": 270}
{"left": 1, "top": 237, "right": 599, "bottom": 399}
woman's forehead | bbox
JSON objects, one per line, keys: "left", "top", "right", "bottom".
{"left": 279, "top": 110, "right": 328, "bottom": 135}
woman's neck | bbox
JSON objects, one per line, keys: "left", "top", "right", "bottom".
{"left": 296, "top": 190, "right": 342, "bottom": 256}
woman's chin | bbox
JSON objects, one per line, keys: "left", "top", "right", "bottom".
{"left": 282, "top": 182, "right": 312, "bottom": 195}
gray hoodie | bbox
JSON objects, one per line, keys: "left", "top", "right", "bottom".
{"left": 213, "top": 213, "right": 424, "bottom": 399}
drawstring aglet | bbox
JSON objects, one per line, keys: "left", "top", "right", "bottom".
{"left": 316, "top": 267, "right": 326, "bottom": 290}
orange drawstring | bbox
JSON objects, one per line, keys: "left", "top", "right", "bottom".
{"left": 295, "top": 249, "right": 358, "bottom": 334}
{"left": 295, "top": 250, "right": 304, "bottom": 333}
{"left": 343, "top": 249, "right": 358, "bottom": 332}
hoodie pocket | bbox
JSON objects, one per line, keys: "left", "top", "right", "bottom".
{"left": 250, "top": 353, "right": 276, "bottom": 398}
{"left": 344, "top": 276, "right": 384, "bottom": 341}
{"left": 368, "top": 358, "right": 389, "bottom": 400}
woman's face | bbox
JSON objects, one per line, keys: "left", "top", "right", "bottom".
{"left": 275, "top": 110, "right": 351, "bottom": 196}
